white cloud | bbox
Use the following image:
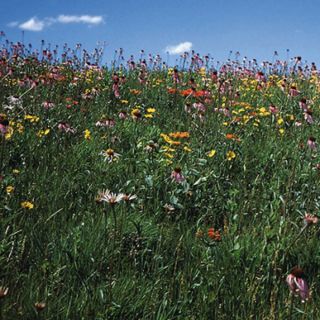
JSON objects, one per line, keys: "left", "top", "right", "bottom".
{"left": 57, "top": 15, "right": 104, "bottom": 25}
{"left": 19, "top": 17, "right": 46, "bottom": 31}
{"left": 17, "top": 14, "right": 104, "bottom": 32}
{"left": 165, "top": 41, "right": 193, "bottom": 55}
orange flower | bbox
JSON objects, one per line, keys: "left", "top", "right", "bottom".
{"left": 167, "top": 88, "right": 178, "bottom": 94}
{"left": 130, "top": 89, "right": 141, "bottom": 95}
{"left": 208, "top": 228, "right": 221, "bottom": 241}
{"left": 180, "top": 88, "right": 194, "bottom": 96}
{"left": 169, "top": 131, "right": 190, "bottom": 139}
{"left": 225, "top": 133, "right": 241, "bottom": 142}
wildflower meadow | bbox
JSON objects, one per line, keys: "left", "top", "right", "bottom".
{"left": 1, "top": 37, "right": 320, "bottom": 319}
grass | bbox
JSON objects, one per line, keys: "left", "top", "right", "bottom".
{"left": 0, "top": 50, "right": 319, "bottom": 319}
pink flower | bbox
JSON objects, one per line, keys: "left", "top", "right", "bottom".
{"left": 299, "top": 99, "right": 308, "bottom": 112}
{"left": 96, "top": 118, "right": 115, "bottom": 128}
{"left": 304, "top": 110, "right": 313, "bottom": 124}
{"left": 286, "top": 267, "right": 309, "bottom": 302}
{"left": 118, "top": 111, "right": 127, "bottom": 120}
{"left": 192, "top": 102, "right": 206, "bottom": 112}
{"left": 42, "top": 101, "right": 55, "bottom": 110}
{"left": 303, "top": 213, "right": 319, "bottom": 226}
{"left": 0, "top": 119, "right": 9, "bottom": 136}
{"left": 269, "top": 105, "right": 278, "bottom": 114}
{"left": 171, "top": 167, "right": 185, "bottom": 183}
{"left": 289, "top": 86, "right": 300, "bottom": 97}
{"left": 307, "top": 137, "right": 316, "bottom": 150}
{"left": 58, "top": 122, "right": 75, "bottom": 134}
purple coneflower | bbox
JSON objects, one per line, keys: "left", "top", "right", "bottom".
{"left": 286, "top": 267, "right": 309, "bottom": 302}
{"left": 171, "top": 167, "right": 185, "bottom": 183}
{"left": 307, "top": 137, "right": 316, "bottom": 150}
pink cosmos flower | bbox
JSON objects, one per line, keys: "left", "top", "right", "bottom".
{"left": 286, "top": 267, "right": 309, "bottom": 302}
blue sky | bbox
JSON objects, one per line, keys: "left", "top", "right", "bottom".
{"left": 1, "top": 0, "right": 320, "bottom": 64}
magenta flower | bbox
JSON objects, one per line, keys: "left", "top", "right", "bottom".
{"left": 286, "top": 267, "right": 309, "bottom": 302}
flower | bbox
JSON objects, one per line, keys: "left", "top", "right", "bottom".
{"left": 207, "top": 228, "right": 221, "bottom": 241}
{"left": 307, "top": 137, "right": 316, "bottom": 150}
{"left": 42, "top": 101, "right": 55, "bottom": 110}
{"left": 122, "top": 193, "right": 137, "bottom": 202}
{"left": 6, "top": 186, "right": 14, "bottom": 194}
{"left": 37, "top": 129, "right": 50, "bottom": 137}
{"left": 144, "top": 141, "right": 158, "bottom": 153}
{"left": 95, "top": 118, "right": 115, "bottom": 128}
{"left": 171, "top": 167, "right": 185, "bottom": 183}
{"left": 21, "top": 201, "right": 34, "bottom": 209}
{"left": 131, "top": 108, "right": 142, "bottom": 120}
{"left": 0, "top": 118, "right": 9, "bottom": 136}
{"left": 101, "top": 149, "right": 121, "bottom": 163}
{"left": 269, "top": 105, "right": 279, "bottom": 114}
{"left": 286, "top": 267, "right": 309, "bottom": 302}
{"left": 226, "top": 151, "right": 236, "bottom": 161}
{"left": 24, "top": 114, "right": 40, "bottom": 123}
{"left": 0, "top": 287, "right": 9, "bottom": 299}
{"left": 303, "top": 213, "right": 318, "bottom": 226}
{"left": 195, "top": 229, "right": 204, "bottom": 238}
{"left": 163, "top": 203, "right": 175, "bottom": 213}
{"left": 34, "top": 302, "right": 46, "bottom": 311}
{"left": 207, "top": 149, "right": 216, "bottom": 158}
{"left": 58, "top": 122, "right": 75, "bottom": 134}
{"left": 96, "top": 189, "right": 124, "bottom": 205}
{"left": 84, "top": 129, "right": 91, "bottom": 140}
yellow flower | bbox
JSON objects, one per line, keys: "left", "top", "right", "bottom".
{"left": 164, "top": 153, "right": 174, "bottom": 159}
{"left": 37, "top": 128, "right": 50, "bottom": 137}
{"left": 226, "top": 151, "right": 236, "bottom": 161}
{"left": 183, "top": 146, "right": 192, "bottom": 152}
{"left": 21, "top": 201, "right": 34, "bottom": 209}
{"left": 121, "top": 100, "right": 129, "bottom": 104}
{"left": 84, "top": 129, "right": 91, "bottom": 140}
{"left": 147, "top": 108, "right": 156, "bottom": 113}
{"left": 6, "top": 186, "right": 14, "bottom": 194}
{"left": 207, "top": 149, "right": 216, "bottom": 158}
{"left": 24, "top": 115, "right": 40, "bottom": 123}
{"left": 5, "top": 127, "right": 13, "bottom": 140}
{"left": 160, "top": 133, "right": 181, "bottom": 145}
{"left": 144, "top": 114, "right": 153, "bottom": 118}
{"left": 16, "top": 122, "right": 24, "bottom": 133}
{"left": 279, "top": 128, "right": 285, "bottom": 135}
{"left": 277, "top": 118, "right": 284, "bottom": 125}
{"left": 12, "top": 169, "right": 20, "bottom": 174}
